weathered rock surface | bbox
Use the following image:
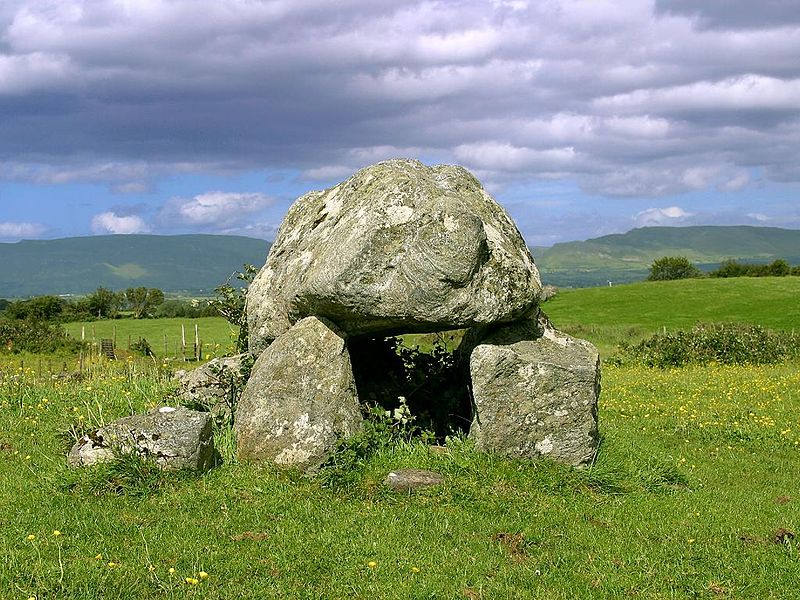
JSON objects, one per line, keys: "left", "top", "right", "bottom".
{"left": 384, "top": 468, "right": 444, "bottom": 492}
{"left": 468, "top": 313, "right": 600, "bottom": 466}
{"left": 174, "top": 354, "right": 246, "bottom": 420}
{"left": 234, "top": 316, "right": 362, "bottom": 470}
{"left": 247, "top": 159, "right": 542, "bottom": 353}
{"left": 540, "top": 285, "right": 559, "bottom": 302}
{"left": 68, "top": 406, "right": 215, "bottom": 471}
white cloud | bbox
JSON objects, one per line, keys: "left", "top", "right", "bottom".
{"left": 0, "top": 51, "right": 76, "bottom": 95}
{"left": 634, "top": 206, "right": 695, "bottom": 227}
{"left": 159, "top": 192, "right": 275, "bottom": 228}
{"left": 718, "top": 171, "right": 751, "bottom": 192}
{"left": 0, "top": 221, "right": 46, "bottom": 240}
{"left": 91, "top": 212, "right": 150, "bottom": 234}
{"left": 746, "top": 212, "right": 770, "bottom": 222}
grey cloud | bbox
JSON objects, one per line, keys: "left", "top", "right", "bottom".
{"left": 1, "top": 0, "right": 800, "bottom": 201}
{"left": 655, "top": 0, "right": 800, "bottom": 30}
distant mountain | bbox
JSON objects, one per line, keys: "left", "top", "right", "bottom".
{"left": 534, "top": 226, "right": 800, "bottom": 287}
{"left": 4, "top": 226, "right": 798, "bottom": 297}
{"left": 0, "top": 234, "right": 271, "bottom": 297}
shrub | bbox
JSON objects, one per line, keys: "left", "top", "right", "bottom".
{"left": 209, "top": 264, "right": 257, "bottom": 354}
{"left": 710, "top": 258, "right": 796, "bottom": 278}
{"left": 647, "top": 256, "right": 702, "bottom": 281}
{"left": 4, "top": 295, "right": 66, "bottom": 321}
{"left": 0, "top": 318, "right": 84, "bottom": 354}
{"left": 130, "top": 337, "right": 154, "bottom": 356}
{"left": 153, "top": 299, "right": 217, "bottom": 318}
{"left": 620, "top": 322, "right": 800, "bottom": 367}
{"left": 317, "top": 401, "right": 428, "bottom": 488}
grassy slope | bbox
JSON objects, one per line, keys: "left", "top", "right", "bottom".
{"left": 543, "top": 277, "right": 800, "bottom": 356}
{"left": 2, "top": 361, "right": 798, "bottom": 599}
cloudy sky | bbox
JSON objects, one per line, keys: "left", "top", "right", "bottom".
{"left": 1, "top": 0, "right": 799, "bottom": 246}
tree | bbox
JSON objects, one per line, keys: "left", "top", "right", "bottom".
{"left": 710, "top": 259, "right": 747, "bottom": 278}
{"left": 124, "top": 287, "right": 165, "bottom": 318}
{"left": 85, "top": 287, "right": 125, "bottom": 318}
{"left": 767, "top": 259, "right": 791, "bottom": 277}
{"left": 647, "top": 256, "right": 702, "bottom": 281}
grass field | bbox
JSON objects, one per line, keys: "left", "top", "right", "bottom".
{"left": 544, "top": 277, "right": 800, "bottom": 357}
{"left": 63, "top": 317, "right": 237, "bottom": 360}
{"left": 2, "top": 278, "right": 799, "bottom": 598}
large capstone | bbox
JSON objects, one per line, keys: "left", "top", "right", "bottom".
{"left": 68, "top": 406, "right": 215, "bottom": 471}
{"left": 234, "top": 316, "right": 362, "bottom": 470}
{"left": 247, "top": 159, "right": 541, "bottom": 354}
{"left": 468, "top": 314, "right": 600, "bottom": 466}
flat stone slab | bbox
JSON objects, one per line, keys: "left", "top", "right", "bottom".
{"left": 68, "top": 406, "right": 215, "bottom": 471}
{"left": 384, "top": 468, "right": 444, "bottom": 492}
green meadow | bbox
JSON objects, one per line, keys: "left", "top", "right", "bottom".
{"left": 544, "top": 277, "right": 800, "bottom": 357}
{"left": 2, "top": 278, "right": 799, "bottom": 599}
{"left": 63, "top": 317, "right": 238, "bottom": 360}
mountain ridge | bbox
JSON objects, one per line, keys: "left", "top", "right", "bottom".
{"left": 0, "top": 234, "right": 270, "bottom": 297}
{"left": 534, "top": 225, "right": 800, "bottom": 287}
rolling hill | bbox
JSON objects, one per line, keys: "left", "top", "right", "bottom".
{"left": 0, "top": 234, "right": 270, "bottom": 297}
{"left": 534, "top": 225, "right": 800, "bottom": 287}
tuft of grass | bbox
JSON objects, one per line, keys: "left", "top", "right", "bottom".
{"left": 62, "top": 452, "right": 183, "bottom": 498}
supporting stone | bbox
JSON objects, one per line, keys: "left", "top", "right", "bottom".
{"left": 234, "top": 316, "right": 362, "bottom": 470}
{"left": 468, "top": 314, "right": 600, "bottom": 466}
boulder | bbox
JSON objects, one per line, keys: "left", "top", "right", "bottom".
{"left": 234, "top": 316, "right": 362, "bottom": 470}
{"left": 174, "top": 354, "right": 247, "bottom": 420}
{"left": 247, "top": 159, "right": 541, "bottom": 354}
{"left": 68, "top": 406, "right": 215, "bottom": 471}
{"left": 468, "top": 313, "right": 600, "bottom": 466}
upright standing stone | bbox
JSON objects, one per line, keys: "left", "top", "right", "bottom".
{"left": 234, "top": 316, "right": 362, "bottom": 470}
{"left": 468, "top": 314, "right": 600, "bottom": 466}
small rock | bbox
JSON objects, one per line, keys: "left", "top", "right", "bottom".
{"left": 384, "top": 468, "right": 444, "bottom": 492}
{"left": 173, "top": 354, "right": 247, "bottom": 419}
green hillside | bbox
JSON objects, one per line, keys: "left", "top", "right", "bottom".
{"left": 535, "top": 225, "right": 800, "bottom": 287}
{"left": 543, "top": 276, "right": 800, "bottom": 356}
{"left": 0, "top": 234, "right": 270, "bottom": 297}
